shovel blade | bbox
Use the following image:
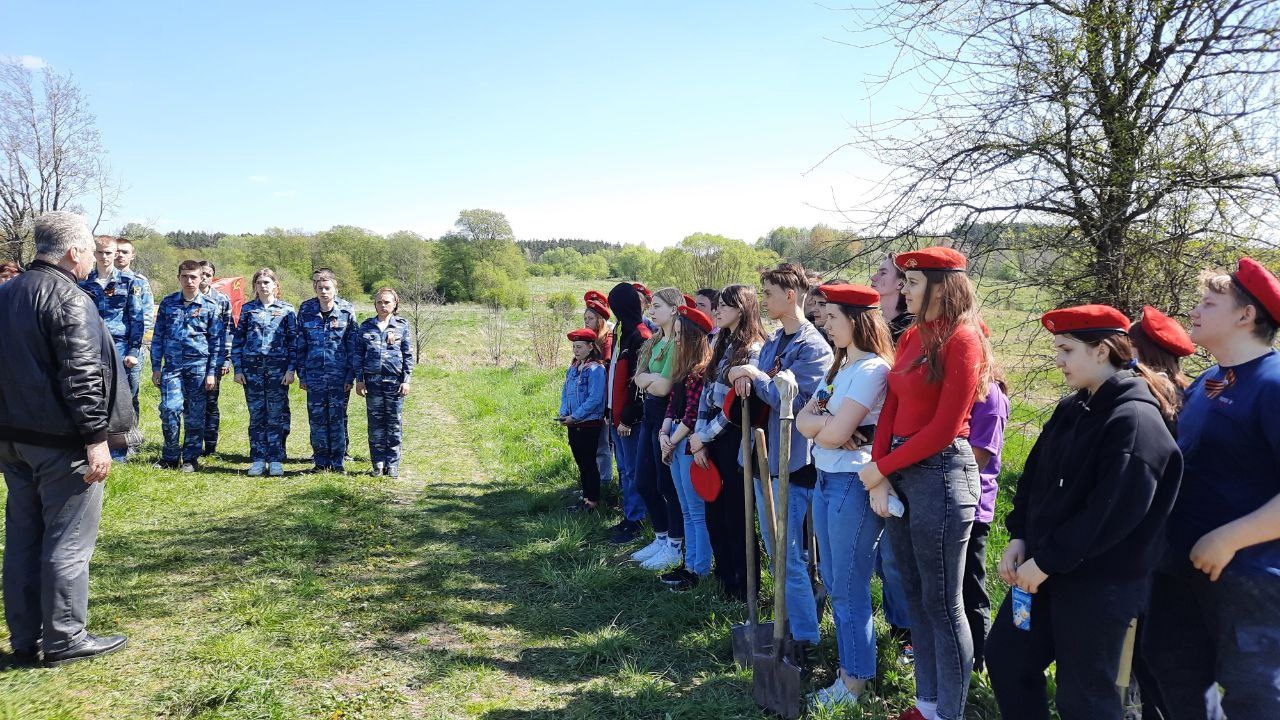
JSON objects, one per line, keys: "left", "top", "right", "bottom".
{"left": 751, "top": 652, "right": 804, "bottom": 719}
{"left": 730, "top": 621, "right": 775, "bottom": 669}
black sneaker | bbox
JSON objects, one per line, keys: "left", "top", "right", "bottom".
{"left": 202, "top": 445, "right": 217, "bottom": 457}
{"left": 668, "top": 572, "right": 699, "bottom": 593}
{"left": 659, "top": 566, "right": 691, "bottom": 586}
{"left": 608, "top": 519, "right": 642, "bottom": 544}
{"left": 152, "top": 460, "right": 179, "bottom": 470}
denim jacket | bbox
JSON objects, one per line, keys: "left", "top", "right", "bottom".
{"left": 560, "top": 361, "right": 606, "bottom": 422}
{"left": 748, "top": 320, "right": 833, "bottom": 475}
{"left": 232, "top": 298, "right": 297, "bottom": 371}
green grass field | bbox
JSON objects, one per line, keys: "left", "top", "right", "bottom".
{"left": 1, "top": 275, "right": 1071, "bottom": 719}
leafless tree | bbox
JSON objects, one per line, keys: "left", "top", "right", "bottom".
{"left": 1, "top": 59, "right": 119, "bottom": 264}
{"left": 831, "top": 0, "right": 1280, "bottom": 315}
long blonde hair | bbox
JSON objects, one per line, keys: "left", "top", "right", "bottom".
{"left": 637, "top": 287, "right": 685, "bottom": 373}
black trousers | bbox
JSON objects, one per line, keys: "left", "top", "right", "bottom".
{"left": 963, "top": 520, "right": 992, "bottom": 671}
{"left": 636, "top": 395, "right": 683, "bottom": 538}
{"left": 987, "top": 573, "right": 1146, "bottom": 720}
{"left": 567, "top": 424, "right": 603, "bottom": 503}
{"left": 703, "top": 429, "right": 759, "bottom": 601}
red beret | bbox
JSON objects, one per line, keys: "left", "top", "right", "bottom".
{"left": 1233, "top": 257, "right": 1280, "bottom": 325}
{"left": 683, "top": 293, "right": 697, "bottom": 308}
{"left": 1041, "top": 304, "right": 1131, "bottom": 335}
{"left": 1138, "top": 306, "right": 1194, "bottom": 358}
{"left": 584, "top": 290, "right": 609, "bottom": 308}
{"left": 895, "top": 246, "right": 967, "bottom": 272}
{"left": 631, "top": 282, "right": 652, "bottom": 300}
{"left": 567, "top": 328, "right": 597, "bottom": 343}
{"left": 678, "top": 304, "right": 714, "bottom": 334}
{"left": 817, "top": 283, "right": 879, "bottom": 308}
{"left": 585, "top": 300, "right": 610, "bottom": 320}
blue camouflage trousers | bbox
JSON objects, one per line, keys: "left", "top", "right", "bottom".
{"left": 241, "top": 358, "right": 291, "bottom": 464}
{"left": 306, "top": 385, "right": 350, "bottom": 469}
{"left": 115, "top": 340, "right": 142, "bottom": 421}
{"left": 160, "top": 367, "right": 208, "bottom": 463}
{"left": 365, "top": 376, "right": 403, "bottom": 466}
{"left": 203, "top": 373, "right": 222, "bottom": 452}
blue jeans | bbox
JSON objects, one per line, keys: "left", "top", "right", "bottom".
{"left": 596, "top": 423, "right": 613, "bottom": 489}
{"left": 611, "top": 424, "right": 646, "bottom": 522}
{"left": 755, "top": 475, "right": 820, "bottom": 644}
{"left": 885, "top": 438, "right": 979, "bottom": 720}
{"left": 813, "top": 469, "right": 883, "bottom": 680}
{"left": 877, "top": 530, "right": 913, "bottom": 629}
{"left": 1143, "top": 556, "right": 1280, "bottom": 720}
{"left": 670, "top": 437, "right": 712, "bottom": 575}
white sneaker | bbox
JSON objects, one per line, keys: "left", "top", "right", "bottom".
{"left": 808, "top": 677, "right": 859, "bottom": 709}
{"left": 630, "top": 537, "right": 665, "bottom": 563}
{"left": 247, "top": 461, "right": 265, "bottom": 477}
{"left": 640, "top": 542, "right": 682, "bottom": 571}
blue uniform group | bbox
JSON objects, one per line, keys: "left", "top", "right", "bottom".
{"left": 296, "top": 297, "right": 357, "bottom": 470}
{"left": 81, "top": 267, "right": 147, "bottom": 415}
{"left": 202, "top": 286, "right": 234, "bottom": 454}
{"left": 355, "top": 315, "right": 414, "bottom": 473}
{"left": 232, "top": 297, "right": 297, "bottom": 465}
{"left": 151, "top": 292, "right": 225, "bottom": 465}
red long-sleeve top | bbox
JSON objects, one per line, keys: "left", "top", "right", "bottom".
{"left": 872, "top": 320, "right": 983, "bottom": 476}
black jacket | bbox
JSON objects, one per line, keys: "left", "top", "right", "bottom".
{"left": 607, "top": 283, "right": 651, "bottom": 428}
{"left": 1005, "top": 371, "right": 1182, "bottom": 580}
{"left": 0, "top": 260, "right": 130, "bottom": 448}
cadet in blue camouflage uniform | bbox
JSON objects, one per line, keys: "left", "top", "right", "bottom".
{"left": 296, "top": 269, "right": 357, "bottom": 473}
{"left": 151, "top": 260, "right": 224, "bottom": 471}
{"left": 80, "top": 236, "right": 146, "bottom": 460}
{"left": 232, "top": 268, "right": 297, "bottom": 477}
{"left": 112, "top": 237, "right": 154, "bottom": 423}
{"left": 199, "top": 260, "right": 234, "bottom": 456}
{"left": 355, "top": 288, "right": 414, "bottom": 478}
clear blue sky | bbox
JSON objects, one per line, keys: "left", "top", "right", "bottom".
{"left": 4, "top": 1, "right": 900, "bottom": 247}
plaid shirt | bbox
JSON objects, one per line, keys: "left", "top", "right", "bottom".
{"left": 666, "top": 373, "right": 706, "bottom": 430}
{"left": 694, "top": 341, "right": 762, "bottom": 444}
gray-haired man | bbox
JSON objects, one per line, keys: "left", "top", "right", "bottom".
{"left": 0, "top": 211, "right": 130, "bottom": 667}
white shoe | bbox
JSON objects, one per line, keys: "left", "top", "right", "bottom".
{"left": 808, "top": 677, "right": 859, "bottom": 709}
{"left": 630, "top": 537, "right": 665, "bottom": 563}
{"left": 640, "top": 542, "right": 682, "bottom": 571}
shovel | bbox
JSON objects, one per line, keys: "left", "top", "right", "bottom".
{"left": 752, "top": 370, "right": 804, "bottom": 719}
{"left": 754, "top": 427, "right": 776, "bottom": 559}
{"left": 808, "top": 508, "right": 828, "bottom": 623}
{"left": 732, "top": 402, "right": 773, "bottom": 668}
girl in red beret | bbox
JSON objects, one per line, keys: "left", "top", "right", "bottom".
{"left": 1129, "top": 306, "right": 1193, "bottom": 405}
{"left": 1144, "top": 259, "right": 1280, "bottom": 720}
{"left": 796, "top": 284, "right": 895, "bottom": 709}
{"left": 583, "top": 298, "right": 615, "bottom": 491}
{"left": 987, "top": 304, "right": 1182, "bottom": 720}
{"left": 630, "top": 287, "right": 688, "bottom": 571}
{"left": 858, "top": 247, "right": 991, "bottom": 720}
{"left": 558, "top": 329, "right": 607, "bottom": 511}
{"left": 658, "top": 304, "right": 716, "bottom": 590}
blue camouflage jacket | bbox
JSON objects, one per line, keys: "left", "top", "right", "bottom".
{"left": 80, "top": 267, "right": 146, "bottom": 359}
{"left": 355, "top": 315, "right": 414, "bottom": 383}
{"left": 232, "top": 298, "right": 297, "bottom": 371}
{"left": 151, "top": 292, "right": 225, "bottom": 377}
{"left": 295, "top": 298, "right": 358, "bottom": 388}
{"left": 129, "top": 269, "right": 156, "bottom": 343}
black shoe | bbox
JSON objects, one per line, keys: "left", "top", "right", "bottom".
{"left": 568, "top": 499, "right": 598, "bottom": 513}
{"left": 659, "top": 566, "right": 691, "bottom": 586}
{"left": 608, "top": 520, "right": 642, "bottom": 544}
{"left": 2, "top": 646, "right": 39, "bottom": 668}
{"left": 152, "top": 460, "right": 179, "bottom": 470}
{"left": 202, "top": 445, "right": 216, "bottom": 457}
{"left": 308, "top": 465, "right": 328, "bottom": 474}
{"left": 668, "top": 572, "right": 699, "bottom": 593}
{"left": 42, "top": 634, "right": 128, "bottom": 667}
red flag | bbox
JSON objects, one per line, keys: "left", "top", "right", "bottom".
{"left": 212, "top": 277, "right": 246, "bottom": 325}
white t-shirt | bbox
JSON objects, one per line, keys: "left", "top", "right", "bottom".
{"left": 812, "top": 351, "right": 890, "bottom": 474}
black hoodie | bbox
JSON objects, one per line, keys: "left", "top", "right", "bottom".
{"left": 1005, "top": 371, "right": 1183, "bottom": 580}
{"left": 606, "top": 283, "right": 652, "bottom": 428}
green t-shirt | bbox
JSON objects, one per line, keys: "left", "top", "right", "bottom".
{"left": 650, "top": 337, "right": 675, "bottom": 378}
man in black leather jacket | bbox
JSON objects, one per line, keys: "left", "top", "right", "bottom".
{"left": 0, "top": 211, "right": 129, "bottom": 668}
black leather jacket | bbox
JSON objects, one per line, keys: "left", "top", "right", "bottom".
{"left": 0, "top": 260, "right": 131, "bottom": 448}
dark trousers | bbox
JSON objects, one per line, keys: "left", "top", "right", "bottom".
{"left": 1130, "top": 615, "right": 1170, "bottom": 720}
{"left": 703, "top": 430, "right": 758, "bottom": 601}
{"left": 567, "top": 424, "right": 603, "bottom": 503}
{"left": 1, "top": 441, "right": 104, "bottom": 654}
{"left": 203, "top": 371, "right": 222, "bottom": 452}
{"left": 1143, "top": 557, "right": 1280, "bottom": 720}
{"left": 963, "top": 520, "right": 992, "bottom": 671}
{"left": 635, "top": 395, "right": 682, "bottom": 538}
{"left": 987, "top": 573, "right": 1146, "bottom": 720}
